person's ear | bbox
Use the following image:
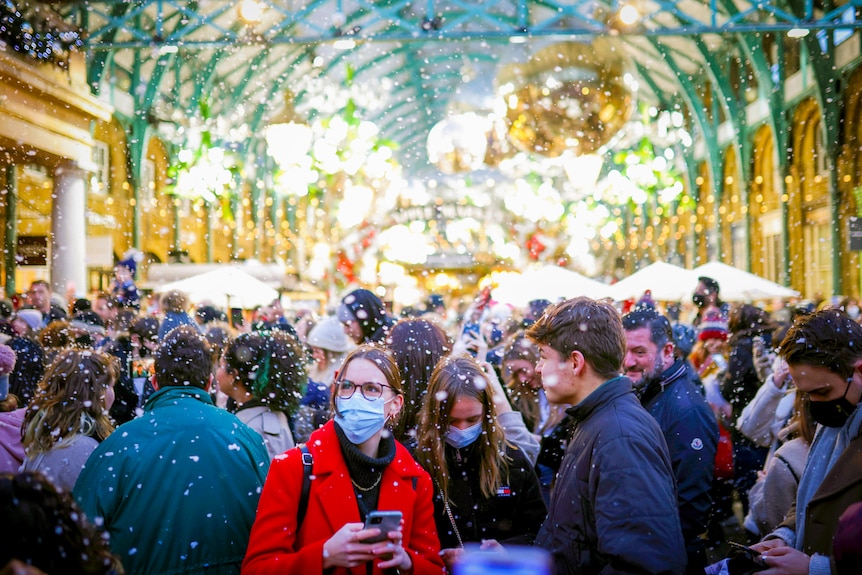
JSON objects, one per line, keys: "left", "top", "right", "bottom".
{"left": 387, "top": 392, "right": 404, "bottom": 418}
{"left": 150, "top": 374, "right": 160, "bottom": 391}
{"left": 663, "top": 341, "right": 675, "bottom": 364}
{"left": 205, "top": 374, "right": 214, "bottom": 393}
{"left": 570, "top": 350, "right": 585, "bottom": 377}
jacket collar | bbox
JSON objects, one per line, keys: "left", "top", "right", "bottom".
{"left": 638, "top": 359, "right": 687, "bottom": 404}
{"left": 144, "top": 385, "right": 213, "bottom": 412}
{"left": 308, "top": 420, "right": 421, "bottom": 479}
{"left": 566, "top": 375, "right": 632, "bottom": 423}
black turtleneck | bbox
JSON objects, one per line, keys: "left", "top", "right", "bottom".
{"left": 334, "top": 422, "right": 396, "bottom": 519}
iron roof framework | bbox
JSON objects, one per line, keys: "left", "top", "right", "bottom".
{"left": 63, "top": 0, "right": 861, "bottom": 178}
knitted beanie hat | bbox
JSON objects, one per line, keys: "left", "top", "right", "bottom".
{"left": 698, "top": 311, "right": 728, "bottom": 341}
{"left": 15, "top": 309, "right": 42, "bottom": 332}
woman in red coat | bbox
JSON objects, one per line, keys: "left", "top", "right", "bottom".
{"left": 242, "top": 344, "right": 444, "bottom": 575}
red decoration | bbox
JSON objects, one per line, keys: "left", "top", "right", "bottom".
{"left": 526, "top": 233, "right": 546, "bottom": 260}
{"left": 336, "top": 251, "right": 357, "bottom": 284}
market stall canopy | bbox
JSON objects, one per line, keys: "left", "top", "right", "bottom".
{"left": 157, "top": 267, "right": 280, "bottom": 310}
{"left": 493, "top": 265, "right": 611, "bottom": 309}
{"left": 608, "top": 262, "right": 699, "bottom": 302}
{"left": 692, "top": 261, "right": 800, "bottom": 301}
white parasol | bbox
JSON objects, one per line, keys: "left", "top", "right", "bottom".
{"left": 157, "top": 266, "right": 280, "bottom": 309}
{"left": 493, "top": 265, "right": 611, "bottom": 308}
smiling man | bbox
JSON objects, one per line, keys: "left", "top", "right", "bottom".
{"left": 751, "top": 308, "right": 862, "bottom": 575}
{"left": 527, "top": 297, "right": 686, "bottom": 574}
{"left": 622, "top": 307, "right": 717, "bottom": 575}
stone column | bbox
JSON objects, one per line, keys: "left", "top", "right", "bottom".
{"left": 51, "top": 162, "right": 88, "bottom": 296}
{"left": 4, "top": 165, "right": 17, "bottom": 297}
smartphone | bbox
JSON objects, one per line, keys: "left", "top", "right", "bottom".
{"left": 728, "top": 541, "right": 766, "bottom": 565}
{"left": 711, "top": 353, "right": 728, "bottom": 371}
{"left": 361, "top": 510, "right": 402, "bottom": 544}
{"left": 454, "top": 545, "right": 551, "bottom": 575}
{"left": 462, "top": 322, "right": 481, "bottom": 338}
{"left": 752, "top": 336, "right": 766, "bottom": 357}
{"left": 230, "top": 308, "right": 245, "bottom": 330}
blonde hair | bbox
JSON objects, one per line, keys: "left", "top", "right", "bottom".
{"left": 23, "top": 349, "right": 117, "bottom": 455}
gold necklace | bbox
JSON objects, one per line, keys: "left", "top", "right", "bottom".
{"left": 351, "top": 473, "right": 383, "bottom": 492}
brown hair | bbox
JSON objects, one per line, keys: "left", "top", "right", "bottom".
{"left": 526, "top": 297, "right": 625, "bottom": 379}
{"left": 728, "top": 304, "right": 775, "bottom": 342}
{"left": 501, "top": 332, "right": 542, "bottom": 430}
{"left": 160, "top": 289, "right": 189, "bottom": 313}
{"left": 415, "top": 356, "right": 509, "bottom": 502}
{"left": 331, "top": 343, "right": 403, "bottom": 417}
{"left": 23, "top": 349, "right": 118, "bottom": 454}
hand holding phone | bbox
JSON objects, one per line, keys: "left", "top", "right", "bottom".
{"left": 727, "top": 541, "right": 767, "bottom": 567}
{"left": 360, "top": 510, "right": 403, "bottom": 544}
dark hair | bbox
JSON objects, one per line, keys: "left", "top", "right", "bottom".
{"left": 154, "top": 325, "right": 214, "bottom": 389}
{"left": 8, "top": 337, "right": 46, "bottom": 406}
{"left": 130, "top": 317, "right": 160, "bottom": 344}
{"left": 622, "top": 307, "right": 673, "bottom": 349}
{"left": 779, "top": 308, "right": 862, "bottom": 379}
{"left": 0, "top": 471, "right": 124, "bottom": 574}
{"left": 698, "top": 276, "right": 720, "bottom": 296}
{"left": 526, "top": 297, "right": 624, "bottom": 379}
{"left": 223, "top": 331, "right": 307, "bottom": 414}
{"left": 71, "top": 298, "right": 93, "bottom": 314}
{"left": 386, "top": 318, "right": 451, "bottom": 444}
{"left": 728, "top": 304, "right": 776, "bottom": 341}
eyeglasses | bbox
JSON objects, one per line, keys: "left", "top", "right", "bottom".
{"left": 337, "top": 380, "right": 398, "bottom": 401}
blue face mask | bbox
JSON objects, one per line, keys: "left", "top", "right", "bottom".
{"left": 445, "top": 422, "right": 483, "bottom": 449}
{"left": 335, "top": 394, "right": 388, "bottom": 445}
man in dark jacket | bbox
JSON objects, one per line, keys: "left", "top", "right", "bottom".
{"left": 623, "top": 307, "right": 718, "bottom": 574}
{"left": 74, "top": 326, "right": 269, "bottom": 575}
{"left": 337, "top": 288, "right": 395, "bottom": 344}
{"left": 527, "top": 297, "right": 686, "bottom": 574}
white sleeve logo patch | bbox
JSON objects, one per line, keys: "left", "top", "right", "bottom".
{"left": 691, "top": 438, "right": 704, "bottom": 450}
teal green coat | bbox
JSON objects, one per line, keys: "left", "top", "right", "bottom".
{"left": 74, "top": 386, "right": 270, "bottom": 575}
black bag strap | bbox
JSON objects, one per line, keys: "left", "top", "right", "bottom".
{"left": 774, "top": 452, "right": 801, "bottom": 484}
{"left": 297, "top": 444, "right": 313, "bottom": 528}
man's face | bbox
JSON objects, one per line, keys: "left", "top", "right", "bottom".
{"left": 503, "top": 359, "right": 542, "bottom": 390}
{"left": 93, "top": 298, "right": 116, "bottom": 324}
{"left": 28, "top": 284, "right": 49, "bottom": 310}
{"left": 342, "top": 319, "right": 363, "bottom": 344}
{"left": 787, "top": 363, "right": 862, "bottom": 407}
{"left": 695, "top": 282, "right": 715, "bottom": 304}
{"left": 536, "top": 344, "right": 577, "bottom": 404}
{"left": 624, "top": 327, "right": 672, "bottom": 386}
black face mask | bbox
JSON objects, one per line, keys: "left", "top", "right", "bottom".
{"left": 809, "top": 380, "right": 857, "bottom": 428}
{"left": 692, "top": 293, "right": 707, "bottom": 308}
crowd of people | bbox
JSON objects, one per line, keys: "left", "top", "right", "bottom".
{"left": 1, "top": 266, "right": 861, "bottom": 575}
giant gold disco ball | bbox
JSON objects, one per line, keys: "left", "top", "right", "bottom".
{"left": 498, "top": 40, "right": 633, "bottom": 157}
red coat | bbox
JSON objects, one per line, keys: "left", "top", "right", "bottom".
{"left": 242, "top": 420, "right": 444, "bottom": 574}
